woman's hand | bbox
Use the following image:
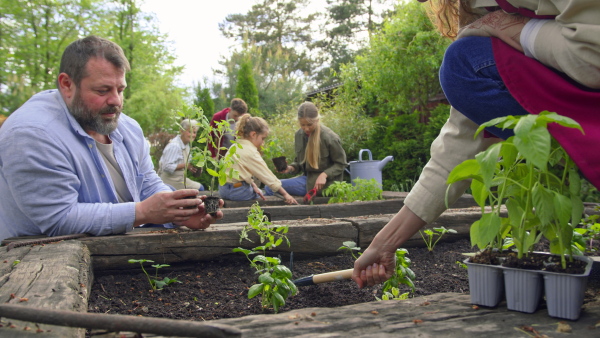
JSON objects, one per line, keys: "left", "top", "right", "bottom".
{"left": 281, "top": 165, "right": 295, "bottom": 174}
{"left": 352, "top": 246, "right": 396, "bottom": 288}
{"left": 251, "top": 182, "right": 266, "bottom": 201}
{"left": 351, "top": 206, "right": 427, "bottom": 288}
{"left": 283, "top": 193, "right": 298, "bottom": 205}
{"left": 458, "top": 10, "right": 530, "bottom": 52}
{"left": 314, "top": 172, "right": 328, "bottom": 191}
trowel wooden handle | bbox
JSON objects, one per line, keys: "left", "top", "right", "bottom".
{"left": 312, "top": 268, "right": 354, "bottom": 284}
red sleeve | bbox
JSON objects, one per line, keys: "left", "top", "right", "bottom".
{"left": 207, "top": 108, "right": 230, "bottom": 158}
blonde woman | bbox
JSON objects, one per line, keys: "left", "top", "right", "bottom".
{"left": 219, "top": 114, "right": 297, "bottom": 205}
{"left": 266, "top": 102, "right": 347, "bottom": 197}
{"left": 353, "top": 0, "right": 600, "bottom": 288}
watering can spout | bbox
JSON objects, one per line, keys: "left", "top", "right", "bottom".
{"left": 377, "top": 156, "right": 394, "bottom": 171}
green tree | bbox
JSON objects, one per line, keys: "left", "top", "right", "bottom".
{"left": 193, "top": 79, "right": 215, "bottom": 120}
{"left": 0, "top": 0, "right": 100, "bottom": 113}
{"left": 0, "top": 0, "right": 185, "bottom": 135}
{"left": 313, "top": 0, "right": 395, "bottom": 86}
{"left": 219, "top": 0, "right": 317, "bottom": 79}
{"left": 335, "top": 1, "right": 451, "bottom": 189}
{"left": 217, "top": 43, "right": 305, "bottom": 118}
{"left": 235, "top": 58, "right": 260, "bottom": 115}
{"left": 338, "top": 1, "right": 448, "bottom": 117}
{"left": 106, "top": 0, "right": 185, "bottom": 134}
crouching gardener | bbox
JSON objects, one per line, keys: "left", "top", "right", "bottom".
{"left": 0, "top": 35, "right": 224, "bottom": 242}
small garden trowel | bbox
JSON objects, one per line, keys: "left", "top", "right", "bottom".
{"left": 303, "top": 188, "right": 318, "bottom": 204}
{"left": 292, "top": 268, "right": 354, "bottom": 286}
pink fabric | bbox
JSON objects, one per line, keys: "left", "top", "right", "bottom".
{"left": 492, "top": 38, "right": 600, "bottom": 189}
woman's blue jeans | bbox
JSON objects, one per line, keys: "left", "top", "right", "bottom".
{"left": 440, "top": 36, "right": 529, "bottom": 139}
{"left": 264, "top": 175, "right": 307, "bottom": 196}
{"left": 219, "top": 182, "right": 260, "bottom": 201}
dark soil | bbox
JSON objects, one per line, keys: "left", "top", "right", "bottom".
{"left": 203, "top": 196, "right": 220, "bottom": 216}
{"left": 469, "top": 248, "right": 588, "bottom": 274}
{"left": 503, "top": 252, "right": 587, "bottom": 274}
{"left": 88, "top": 238, "right": 600, "bottom": 321}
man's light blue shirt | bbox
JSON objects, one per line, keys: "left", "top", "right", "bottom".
{"left": 0, "top": 90, "right": 172, "bottom": 241}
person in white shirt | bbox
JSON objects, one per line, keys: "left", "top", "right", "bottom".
{"left": 158, "top": 119, "right": 204, "bottom": 190}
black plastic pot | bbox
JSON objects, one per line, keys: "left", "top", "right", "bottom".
{"left": 272, "top": 156, "right": 287, "bottom": 172}
{"left": 191, "top": 166, "right": 203, "bottom": 178}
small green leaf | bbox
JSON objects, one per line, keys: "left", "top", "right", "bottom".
{"left": 553, "top": 192, "right": 572, "bottom": 228}
{"left": 248, "top": 284, "right": 263, "bottom": 299}
{"left": 447, "top": 159, "right": 481, "bottom": 184}
{"left": 258, "top": 272, "right": 274, "bottom": 284}
{"left": 476, "top": 143, "right": 501, "bottom": 189}
{"left": 206, "top": 168, "right": 218, "bottom": 177}
{"left": 514, "top": 123, "right": 551, "bottom": 170}
{"left": 532, "top": 185, "right": 554, "bottom": 226}
{"left": 273, "top": 265, "right": 292, "bottom": 279}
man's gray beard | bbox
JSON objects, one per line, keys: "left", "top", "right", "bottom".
{"left": 69, "top": 92, "right": 121, "bottom": 135}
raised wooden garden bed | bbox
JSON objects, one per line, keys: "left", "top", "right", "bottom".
{"left": 1, "top": 196, "right": 599, "bottom": 337}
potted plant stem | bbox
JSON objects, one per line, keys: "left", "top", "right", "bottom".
{"left": 192, "top": 119, "right": 240, "bottom": 215}
{"left": 447, "top": 111, "right": 594, "bottom": 319}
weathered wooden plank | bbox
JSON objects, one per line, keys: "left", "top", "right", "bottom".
{"left": 81, "top": 221, "right": 358, "bottom": 270}
{"left": 206, "top": 292, "right": 600, "bottom": 338}
{"left": 0, "top": 304, "right": 241, "bottom": 338}
{"left": 0, "top": 241, "right": 91, "bottom": 337}
{"left": 216, "top": 191, "right": 410, "bottom": 209}
{"left": 80, "top": 207, "right": 490, "bottom": 270}
{"left": 353, "top": 209, "right": 478, "bottom": 249}
{"left": 222, "top": 199, "right": 405, "bottom": 224}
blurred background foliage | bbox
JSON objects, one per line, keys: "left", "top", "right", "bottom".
{"left": 3, "top": 0, "right": 593, "bottom": 198}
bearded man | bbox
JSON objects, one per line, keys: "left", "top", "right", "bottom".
{"left": 0, "top": 36, "right": 223, "bottom": 242}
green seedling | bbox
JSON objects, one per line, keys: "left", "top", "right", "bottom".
{"left": 192, "top": 118, "right": 241, "bottom": 196}
{"left": 455, "top": 261, "right": 467, "bottom": 269}
{"left": 574, "top": 211, "right": 600, "bottom": 253}
{"left": 128, "top": 259, "right": 181, "bottom": 290}
{"left": 379, "top": 287, "right": 410, "bottom": 301}
{"left": 338, "top": 241, "right": 361, "bottom": 260}
{"left": 12, "top": 260, "right": 20, "bottom": 267}
{"left": 233, "top": 202, "right": 296, "bottom": 313}
{"left": 378, "top": 248, "right": 416, "bottom": 300}
{"left": 323, "top": 178, "right": 383, "bottom": 203}
{"left": 447, "top": 112, "right": 585, "bottom": 269}
{"left": 339, "top": 240, "right": 416, "bottom": 301}
{"left": 420, "top": 226, "right": 457, "bottom": 252}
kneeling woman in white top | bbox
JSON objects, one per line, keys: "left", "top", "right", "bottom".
{"left": 219, "top": 114, "right": 298, "bottom": 205}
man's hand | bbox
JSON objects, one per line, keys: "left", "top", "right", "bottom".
{"left": 176, "top": 196, "right": 225, "bottom": 230}
{"left": 458, "top": 10, "right": 530, "bottom": 52}
{"left": 134, "top": 189, "right": 202, "bottom": 226}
